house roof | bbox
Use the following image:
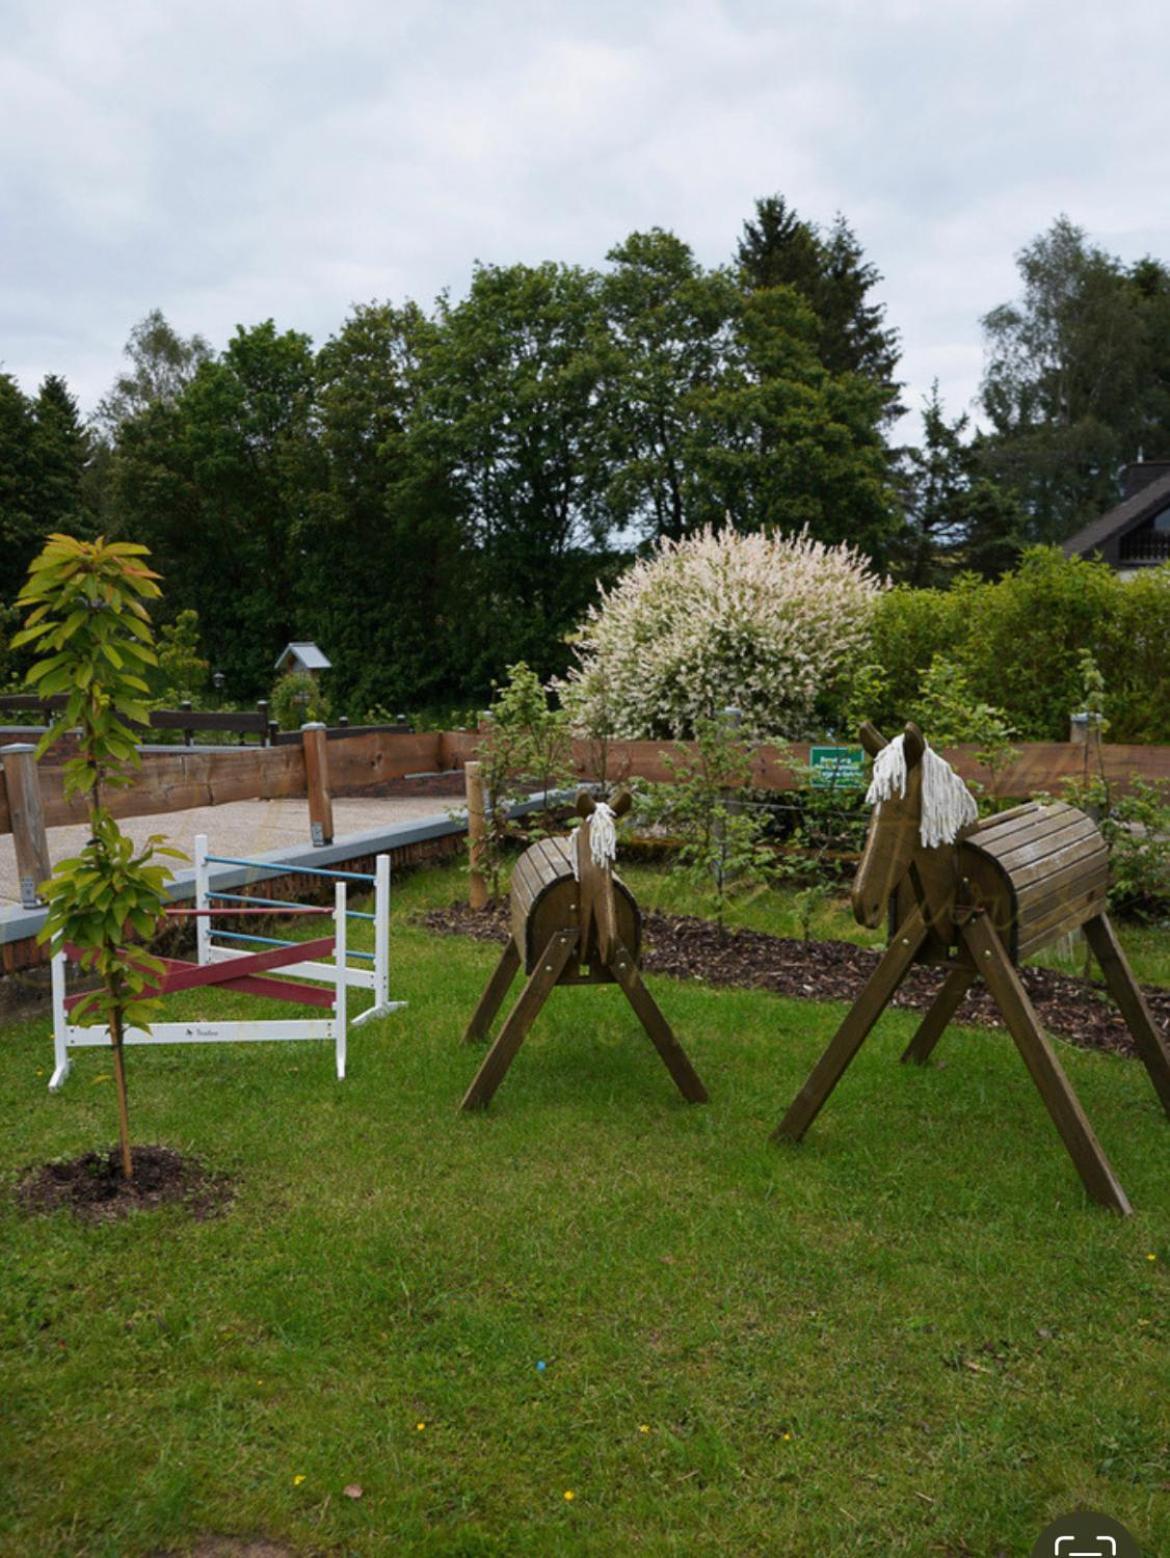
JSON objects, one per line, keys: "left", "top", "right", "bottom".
{"left": 1063, "top": 468, "right": 1170, "bottom": 559}
{"left": 275, "top": 641, "right": 331, "bottom": 672}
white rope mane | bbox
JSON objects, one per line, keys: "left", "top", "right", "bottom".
{"left": 573, "top": 801, "right": 618, "bottom": 878}
{"left": 865, "top": 735, "right": 978, "bottom": 848}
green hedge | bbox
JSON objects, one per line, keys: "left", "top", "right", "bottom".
{"left": 864, "top": 550, "right": 1170, "bottom": 743}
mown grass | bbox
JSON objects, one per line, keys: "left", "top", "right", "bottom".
{"left": 2, "top": 863, "right": 1170, "bottom": 1555}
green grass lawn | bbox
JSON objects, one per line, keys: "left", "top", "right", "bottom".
{"left": 3, "top": 863, "right": 1170, "bottom": 1555}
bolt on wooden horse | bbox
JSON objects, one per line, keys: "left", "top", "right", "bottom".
{"left": 775, "top": 721, "right": 1170, "bottom": 1214}
{"left": 460, "top": 790, "right": 709, "bottom": 1112}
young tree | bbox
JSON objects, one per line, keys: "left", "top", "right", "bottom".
{"left": 13, "top": 536, "right": 180, "bottom": 1180}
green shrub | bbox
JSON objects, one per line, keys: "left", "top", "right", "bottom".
{"left": 856, "top": 552, "right": 1170, "bottom": 745}
{"left": 1106, "top": 566, "right": 1170, "bottom": 742}
{"left": 271, "top": 670, "right": 330, "bottom": 731}
{"left": 957, "top": 549, "right": 1120, "bottom": 740}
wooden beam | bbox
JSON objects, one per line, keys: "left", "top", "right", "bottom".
{"left": 774, "top": 905, "right": 930, "bottom": 1143}
{"left": 462, "top": 939, "right": 521, "bottom": 1043}
{"left": 608, "top": 940, "right": 708, "bottom": 1103}
{"left": 459, "top": 929, "right": 578, "bottom": 1111}
{"left": 900, "top": 966, "right": 975, "bottom": 1065}
{"left": 1082, "top": 913, "right": 1170, "bottom": 1118}
{"left": 465, "top": 760, "right": 488, "bottom": 909}
{"left": 1, "top": 745, "right": 51, "bottom": 907}
{"left": 961, "top": 912, "right": 1131, "bottom": 1214}
{"left": 301, "top": 723, "right": 334, "bottom": 846}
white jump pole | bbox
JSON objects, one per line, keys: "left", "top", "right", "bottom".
{"left": 334, "top": 880, "right": 348, "bottom": 1080}
{"left": 375, "top": 852, "right": 390, "bottom": 1009}
{"left": 194, "top": 833, "right": 211, "bottom": 968}
{"left": 49, "top": 951, "right": 70, "bottom": 1092}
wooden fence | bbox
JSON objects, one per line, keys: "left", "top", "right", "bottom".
{"left": 3, "top": 725, "right": 1170, "bottom": 910}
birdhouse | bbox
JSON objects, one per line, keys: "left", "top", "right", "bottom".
{"left": 275, "top": 642, "right": 331, "bottom": 678}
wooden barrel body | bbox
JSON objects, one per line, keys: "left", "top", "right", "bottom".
{"left": 958, "top": 801, "right": 1109, "bottom": 961}
{"left": 509, "top": 837, "right": 641, "bottom": 973}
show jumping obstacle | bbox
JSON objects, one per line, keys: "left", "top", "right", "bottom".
{"left": 459, "top": 791, "right": 708, "bottom": 1111}
{"left": 775, "top": 722, "right": 1170, "bottom": 1214}
{"left": 48, "top": 834, "right": 404, "bottom": 1090}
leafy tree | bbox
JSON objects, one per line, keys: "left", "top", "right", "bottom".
{"left": 979, "top": 216, "right": 1151, "bottom": 540}
{"left": 0, "top": 373, "right": 37, "bottom": 603}
{"left": 14, "top": 536, "right": 180, "bottom": 1180}
{"left": 94, "top": 308, "right": 212, "bottom": 437}
{"left": 736, "top": 195, "right": 902, "bottom": 418}
{"left": 270, "top": 670, "right": 330, "bottom": 730}
{"left": 694, "top": 285, "right": 895, "bottom": 556}
{"left": 310, "top": 302, "right": 469, "bottom": 712}
{"left": 30, "top": 375, "right": 92, "bottom": 539}
{"left": 600, "top": 229, "right": 740, "bottom": 540}
{"left": 112, "top": 320, "right": 325, "bottom": 694}
{"left": 417, "top": 261, "right": 616, "bottom": 679}
{"left": 891, "top": 382, "right": 1023, "bottom": 583}
{"left": 601, "top": 230, "right": 895, "bottom": 554}
{"left": 155, "top": 608, "right": 209, "bottom": 704}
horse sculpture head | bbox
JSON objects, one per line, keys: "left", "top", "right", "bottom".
{"left": 575, "top": 788, "right": 632, "bottom": 964}
{"left": 851, "top": 721, "right": 979, "bottom": 931}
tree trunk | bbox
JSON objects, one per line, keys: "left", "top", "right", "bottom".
{"left": 110, "top": 1008, "right": 134, "bottom": 1181}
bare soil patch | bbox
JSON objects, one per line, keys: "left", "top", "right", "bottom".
{"left": 15, "top": 1144, "right": 233, "bottom": 1224}
{"left": 422, "top": 902, "right": 1170, "bottom": 1061}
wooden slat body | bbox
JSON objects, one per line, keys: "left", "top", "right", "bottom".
{"left": 958, "top": 802, "right": 1109, "bottom": 960}
{"left": 508, "top": 836, "right": 640, "bottom": 973}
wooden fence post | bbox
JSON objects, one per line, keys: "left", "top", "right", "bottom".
{"left": 2, "top": 744, "right": 52, "bottom": 908}
{"left": 466, "top": 760, "right": 488, "bottom": 909}
{"left": 181, "top": 699, "right": 194, "bottom": 747}
{"left": 302, "top": 722, "right": 334, "bottom": 846}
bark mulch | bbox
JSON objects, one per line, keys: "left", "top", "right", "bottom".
{"left": 421, "top": 902, "right": 1170, "bottom": 1062}
{"left": 15, "top": 1144, "right": 234, "bottom": 1224}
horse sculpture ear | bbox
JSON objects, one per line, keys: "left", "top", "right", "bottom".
{"left": 858, "top": 721, "right": 886, "bottom": 757}
{"left": 610, "top": 790, "right": 633, "bottom": 818}
{"left": 903, "top": 722, "right": 926, "bottom": 768}
{"left": 576, "top": 789, "right": 597, "bottom": 817}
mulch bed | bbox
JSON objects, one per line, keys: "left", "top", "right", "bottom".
{"left": 15, "top": 1145, "right": 234, "bottom": 1224}
{"left": 421, "top": 903, "right": 1170, "bottom": 1061}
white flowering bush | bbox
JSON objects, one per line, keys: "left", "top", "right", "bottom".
{"left": 558, "top": 527, "right": 881, "bottom": 740}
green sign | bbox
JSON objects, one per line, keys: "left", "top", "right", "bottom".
{"left": 809, "top": 745, "right": 866, "bottom": 790}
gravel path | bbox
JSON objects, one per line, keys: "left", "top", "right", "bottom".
{"left": 0, "top": 797, "right": 457, "bottom": 907}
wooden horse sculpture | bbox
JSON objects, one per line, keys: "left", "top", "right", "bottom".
{"left": 460, "top": 790, "right": 709, "bottom": 1111}
{"left": 775, "top": 721, "right": 1170, "bottom": 1214}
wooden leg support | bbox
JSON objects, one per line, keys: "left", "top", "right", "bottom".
{"left": 459, "top": 931, "right": 578, "bottom": 1112}
{"left": 774, "top": 907, "right": 929, "bottom": 1143}
{"left": 609, "top": 940, "right": 708, "bottom": 1104}
{"left": 961, "top": 914, "right": 1131, "bottom": 1215}
{"left": 900, "top": 966, "right": 975, "bottom": 1066}
{"left": 462, "top": 940, "right": 521, "bottom": 1045}
{"left": 1082, "top": 913, "right": 1170, "bottom": 1119}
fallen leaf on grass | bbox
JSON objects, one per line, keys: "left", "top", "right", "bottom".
{"left": 343, "top": 1484, "right": 363, "bottom": 1500}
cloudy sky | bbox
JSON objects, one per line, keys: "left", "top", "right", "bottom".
{"left": 3, "top": 0, "right": 1166, "bottom": 439}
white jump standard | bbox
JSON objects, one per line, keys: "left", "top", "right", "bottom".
{"left": 48, "top": 834, "right": 406, "bottom": 1090}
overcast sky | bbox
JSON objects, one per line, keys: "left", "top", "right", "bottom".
{"left": 3, "top": 0, "right": 1166, "bottom": 440}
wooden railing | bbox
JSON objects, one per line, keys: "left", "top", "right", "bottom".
{"left": 0, "top": 695, "right": 274, "bottom": 746}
